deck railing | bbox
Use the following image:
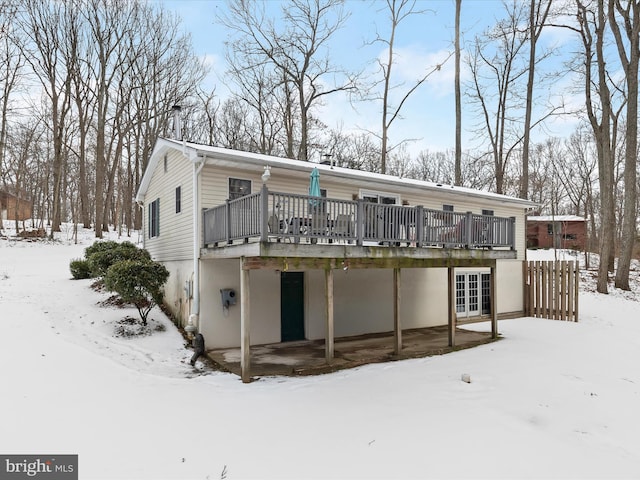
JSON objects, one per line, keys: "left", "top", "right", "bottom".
{"left": 203, "top": 185, "right": 515, "bottom": 250}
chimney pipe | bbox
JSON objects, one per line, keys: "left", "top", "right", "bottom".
{"left": 172, "top": 105, "right": 182, "bottom": 140}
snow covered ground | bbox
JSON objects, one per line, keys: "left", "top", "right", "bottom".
{"left": 1, "top": 226, "right": 639, "bottom": 479}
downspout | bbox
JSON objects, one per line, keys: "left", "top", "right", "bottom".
{"left": 189, "top": 155, "right": 206, "bottom": 334}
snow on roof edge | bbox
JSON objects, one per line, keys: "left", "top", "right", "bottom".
{"left": 137, "top": 138, "right": 537, "bottom": 208}
{"left": 528, "top": 215, "right": 585, "bottom": 222}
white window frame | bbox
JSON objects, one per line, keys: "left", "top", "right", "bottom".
{"left": 228, "top": 177, "right": 252, "bottom": 200}
{"left": 455, "top": 270, "right": 491, "bottom": 318}
{"left": 359, "top": 190, "right": 400, "bottom": 205}
{"left": 149, "top": 198, "right": 160, "bottom": 238}
{"left": 227, "top": 177, "right": 253, "bottom": 200}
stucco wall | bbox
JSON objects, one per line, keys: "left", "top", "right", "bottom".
{"left": 495, "top": 259, "right": 525, "bottom": 315}
{"left": 198, "top": 260, "right": 524, "bottom": 349}
{"left": 199, "top": 259, "right": 281, "bottom": 348}
{"left": 159, "top": 259, "right": 192, "bottom": 328}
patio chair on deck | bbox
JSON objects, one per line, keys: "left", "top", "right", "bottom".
{"left": 333, "top": 214, "right": 354, "bottom": 243}
{"left": 310, "top": 212, "right": 328, "bottom": 243}
{"left": 268, "top": 214, "right": 287, "bottom": 242}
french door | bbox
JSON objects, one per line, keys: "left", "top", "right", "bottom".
{"left": 456, "top": 272, "right": 491, "bottom": 318}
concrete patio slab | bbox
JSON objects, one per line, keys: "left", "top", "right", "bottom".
{"left": 206, "top": 325, "right": 497, "bottom": 380}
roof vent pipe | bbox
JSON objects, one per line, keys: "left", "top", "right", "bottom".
{"left": 172, "top": 105, "right": 182, "bottom": 140}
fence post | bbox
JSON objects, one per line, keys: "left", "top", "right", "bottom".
{"left": 202, "top": 209, "right": 207, "bottom": 246}
{"left": 415, "top": 205, "right": 424, "bottom": 248}
{"left": 356, "top": 199, "right": 364, "bottom": 246}
{"left": 465, "top": 211, "right": 473, "bottom": 248}
{"left": 509, "top": 216, "right": 516, "bottom": 250}
{"left": 260, "top": 184, "right": 269, "bottom": 242}
{"left": 225, "top": 199, "right": 231, "bottom": 244}
{"left": 574, "top": 262, "right": 579, "bottom": 322}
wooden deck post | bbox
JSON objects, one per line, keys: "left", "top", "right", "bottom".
{"left": 240, "top": 257, "right": 251, "bottom": 383}
{"left": 490, "top": 264, "right": 498, "bottom": 339}
{"left": 448, "top": 267, "right": 456, "bottom": 347}
{"left": 325, "top": 268, "right": 334, "bottom": 362}
{"left": 574, "top": 261, "right": 579, "bottom": 322}
{"left": 393, "top": 267, "right": 402, "bottom": 355}
{"left": 260, "top": 184, "right": 269, "bottom": 242}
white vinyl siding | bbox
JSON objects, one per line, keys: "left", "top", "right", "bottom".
{"left": 143, "top": 150, "right": 193, "bottom": 261}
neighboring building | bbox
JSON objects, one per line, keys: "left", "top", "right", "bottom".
{"left": 136, "top": 138, "right": 536, "bottom": 381}
{"left": 527, "top": 215, "right": 586, "bottom": 251}
{"left": 0, "top": 191, "right": 32, "bottom": 222}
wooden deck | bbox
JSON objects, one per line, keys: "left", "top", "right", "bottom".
{"left": 202, "top": 185, "right": 516, "bottom": 253}
{"left": 206, "top": 325, "right": 498, "bottom": 380}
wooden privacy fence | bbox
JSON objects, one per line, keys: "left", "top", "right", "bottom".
{"left": 524, "top": 261, "right": 579, "bottom": 322}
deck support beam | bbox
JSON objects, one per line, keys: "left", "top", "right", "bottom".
{"left": 325, "top": 268, "right": 334, "bottom": 362}
{"left": 448, "top": 267, "right": 456, "bottom": 347}
{"left": 240, "top": 257, "right": 251, "bottom": 383}
{"left": 490, "top": 265, "right": 498, "bottom": 339}
{"left": 393, "top": 268, "right": 402, "bottom": 355}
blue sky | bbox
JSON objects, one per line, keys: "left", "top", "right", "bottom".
{"left": 160, "top": 0, "right": 580, "bottom": 156}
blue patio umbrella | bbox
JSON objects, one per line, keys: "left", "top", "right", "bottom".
{"left": 309, "top": 167, "right": 321, "bottom": 207}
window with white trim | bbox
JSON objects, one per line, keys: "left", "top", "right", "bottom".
{"left": 175, "top": 186, "right": 181, "bottom": 214}
{"left": 229, "top": 178, "right": 251, "bottom": 200}
{"left": 149, "top": 198, "right": 160, "bottom": 238}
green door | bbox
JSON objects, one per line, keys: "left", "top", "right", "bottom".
{"left": 281, "top": 272, "right": 305, "bottom": 342}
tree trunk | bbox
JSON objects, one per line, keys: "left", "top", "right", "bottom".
{"left": 610, "top": 0, "right": 639, "bottom": 290}
{"left": 454, "top": 0, "right": 462, "bottom": 186}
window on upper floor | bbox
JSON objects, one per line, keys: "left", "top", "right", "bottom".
{"left": 175, "top": 186, "right": 181, "bottom": 214}
{"left": 441, "top": 204, "right": 455, "bottom": 225}
{"left": 149, "top": 198, "right": 160, "bottom": 238}
{"left": 229, "top": 178, "right": 251, "bottom": 200}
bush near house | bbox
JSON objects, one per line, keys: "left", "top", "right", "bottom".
{"left": 104, "top": 259, "right": 169, "bottom": 326}
{"left": 70, "top": 241, "right": 169, "bottom": 326}
{"left": 86, "top": 241, "right": 150, "bottom": 277}
{"left": 69, "top": 258, "right": 93, "bottom": 279}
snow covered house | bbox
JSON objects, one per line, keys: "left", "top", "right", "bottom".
{"left": 136, "top": 137, "right": 536, "bottom": 381}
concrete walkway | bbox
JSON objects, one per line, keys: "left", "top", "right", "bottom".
{"left": 207, "top": 325, "right": 497, "bottom": 379}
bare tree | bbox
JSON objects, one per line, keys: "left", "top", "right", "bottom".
{"left": 224, "top": 52, "right": 285, "bottom": 155}
{"left": 609, "top": 0, "right": 639, "bottom": 290}
{"left": 20, "top": 0, "right": 74, "bottom": 236}
{"left": 323, "top": 127, "right": 381, "bottom": 171}
{"left": 575, "top": 0, "right": 618, "bottom": 293}
{"left": 563, "top": 126, "right": 598, "bottom": 259}
{"left": 220, "top": 0, "right": 356, "bottom": 161}
{"left": 467, "top": 1, "right": 529, "bottom": 195}
{"left": 468, "top": 0, "right": 559, "bottom": 195}
{"left": 66, "top": 4, "right": 95, "bottom": 229}
{"left": 0, "top": 1, "right": 25, "bottom": 231}
{"left": 372, "top": 0, "right": 451, "bottom": 174}
{"left": 5, "top": 118, "right": 43, "bottom": 231}
{"left": 521, "top": 0, "right": 553, "bottom": 199}
{"left": 454, "top": 0, "right": 462, "bottom": 186}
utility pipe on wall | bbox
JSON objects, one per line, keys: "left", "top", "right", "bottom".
{"left": 189, "top": 155, "right": 206, "bottom": 333}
